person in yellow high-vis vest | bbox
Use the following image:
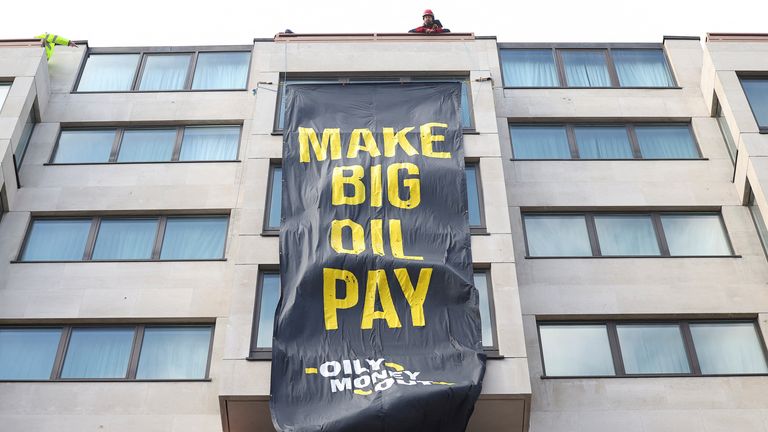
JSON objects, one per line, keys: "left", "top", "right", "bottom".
{"left": 34, "top": 33, "right": 77, "bottom": 60}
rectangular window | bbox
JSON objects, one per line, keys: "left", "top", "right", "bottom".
{"left": 539, "top": 320, "right": 768, "bottom": 377}
{"left": 0, "top": 325, "right": 213, "bottom": 381}
{"left": 0, "top": 82, "right": 10, "bottom": 110}
{"left": 14, "top": 103, "right": 37, "bottom": 168}
{"left": 250, "top": 271, "right": 281, "bottom": 355}
{"left": 523, "top": 212, "right": 733, "bottom": 257}
{"left": 510, "top": 123, "right": 700, "bottom": 160}
{"left": 740, "top": 77, "right": 768, "bottom": 131}
{"left": 473, "top": 269, "right": 498, "bottom": 351}
{"left": 500, "top": 47, "right": 675, "bottom": 88}
{"left": 715, "top": 98, "right": 737, "bottom": 164}
{"left": 465, "top": 163, "right": 486, "bottom": 231}
{"left": 76, "top": 49, "right": 250, "bottom": 92}
{"left": 264, "top": 165, "right": 283, "bottom": 232}
{"left": 747, "top": 187, "right": 768, "bottom": 260}
{"left": 52, "top": 125, "right": 240, "bottom": 164}
{"left": 19, "top": 215, "right": 228, "bottom": 262}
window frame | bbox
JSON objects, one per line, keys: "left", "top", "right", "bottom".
{"left": 738, "top": 75, "right": 768, "bottom": 133}
{"left": 473, "top": 267, "right": 500, "bottom": 356}
{"left": 249, "top": 268, "right": 280, "bottom": 360}
{"left": 498, "top": 44, "right": 678, "bottom": 89}
{"left": 509, "top": 122, "right": 703, "bottom": 160}
{"left": 521, "top": 211, "right": 735, "bottom": 258}
{"left": 262, "top": 163, "right": 283, "bottom": 235}
{"left": 465, "top": 161, "right": 488, "bottom": 234}
{"left": 0, "top": 324, "right": 214, "bottom": 382}
{"left": 537, "top": 319, "right": 768, "bottom": 378}
{"left": 72, "top": 46, "right": 252, "bottom": 93}
{"left": 16, "top": 214, "right": 230, "bottom": 263}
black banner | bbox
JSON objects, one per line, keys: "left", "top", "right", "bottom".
{"left": 271, "top": 83, "right": 485, "bottom": 431}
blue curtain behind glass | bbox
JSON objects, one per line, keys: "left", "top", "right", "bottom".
{"left": 561, "top": 51, "right": 611, "bottom": 87}
{"left": 256, "top": 274, "right": 280, "bottom": 348}
{"left": 613, "top": 50, "right": 674, "bottom": 87}
{"left": 594, "top": 215, "right": 660, "bottom": 255}
{"left": 268, "top": 168, "right": 283, "bottom": 229}
{"left": 635, "top": 125, "right": 698, "bottom": 159}
{"left": 22, "top": 219, "right": 91, "bottom": 261}
{"left": 138, "top": 55, "right": 190, "bottom": 91}
{"left": 136, "top": 327, "right": 212, "bottom": 379}
{"left": 617, "top": 325, "right": 690, "bottom": 374}
{"left": 660, "top": 214, "right": 731, "bottom": 256}
{"left": 691, "top": 323, "right": 768, "bottom": 374}
{"left": 61, "top": 328, "right": 134, "bottom": 378}
{"left": 473, "top": 273, "right": 493, "bottom": 347}
{"left": 54, "top": 130, "right": 116, "bottom": 163}
{"left": 510, "top": 126, "right": 570, "bottom": 159}
{"left": 741, "top": 79, "right": 768, "bottom": 128}
{"left": 0, "top": 328, "right": 61, "bottom": 379}
{"left": 191, "top": 52, "right": 249, "bottom": 89}
{"left": 524, "top": 215, "right": 592, "bottom": 256}
{"left": 500, "top": 49, "right": 559, "bottom": 87}
{"left": 179, "top": 126, "right": 239, "bottom": 161}
{"left": 160, "top": 217, "right": 227, "bottom": 259}
{"left": 77, "top": 54, "right": 140, "bottom": 92}
{"left": 574, "top": 126, "right": 633, "bottom": 159}
{"left": 117, "top": 129, "right": 176, "bottom": 162}
{"left": 92, "top": 218, "right": 159, "bottom": 260}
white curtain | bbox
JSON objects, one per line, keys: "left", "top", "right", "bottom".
{"left": 92, "top": 218, "right": 159, "bottom": 260}
{"left": 510, "top": 126, "right": 570, "bottom": 159}
{"left": 136, "top": 327, "right": 212, "bottom": 379}
{"left": 0, "top": 328, "right": 61, "bottom": 379}
{"left": 691, "top": 323, "right": 768, "bottom": 374}
{"left": 635, "top": 125, "right": 698, "bottom": 159}
{"left": 613, "top": 49, "right": 674, "bottom": 87}
{"left": 500, "top": 49, "right": 558, "bottom": 87}
{"left": 160, "top": 217, "right": 227, "bottom": 259}
{"left": 179, "top": 126, "right": 239, "bottom": 161}
{"left": 61, "top": 328, "right": 134, "bottom": 378}
{"left": 594, "top": 215, "right": 660, "bottom": 255}
{"left": 617, "top": 325, "right": 690, "bottom": 374}
{"left": 138, "top": 55, "right": 191, "bottom": 91}
{"left": 77, "top": 54, "right": 140, "bottom": 91}
{"left": 574, "top": 126, "right": 633, "bottom": 159}
{"left": 117, "top": 129, "right": 176, "bottom": 162}
{"left": 524, "top": 215, "right": 592, "bottom": 256}
{"left": 660, "top": 214, "right": 731, "bottom": 256}
{"left": 562, "top": 51, "right": 611, "bottom": 87}
{"left": 540, "top": 325, "right": 615, "bottom": 376}
{"left": 22, "top": 219, "right": 91, "bottom": 261}
{"left": 191, "top": 52, "right": 249, "bottom": 90}
{"left": 54, "top": 130, "right": 116, "bottom": 163}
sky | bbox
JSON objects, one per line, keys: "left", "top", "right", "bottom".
{"left": 2, "top": 0, "right": 767, "bottom": 47}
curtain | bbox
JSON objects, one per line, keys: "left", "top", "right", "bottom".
{"left": 0, "top": 328, "right": 61, "bottom": 379}
{"left": 54, "top": 130, "right": 116, "bottom": 163}
{"left": 77, "top": 54, "right": 140, "bottom": 91}
{"left": 562, "top": 51, "right": 611, "bottom": 87}
{"left": 160, "top": 217, "right": 227, "bottom": 259}
{"left": 510, "top": 126, "right": 570, "bottom": 159}
{"left": 635, "top": 125, "right": 698, "bottom": 159}
{"left": 613, "top": 49, "right": 674, "bottom": 87}
{"left": 256, "top": 274, "right": 280, "bottom": 348}
{"left": 61, "top": 328, "right": 134, "bottom": 378}
{"left": 136, "top": 327, "right": 212, "bottom": 379}
{"left": 500, "top": 49, "right": 558, "bottom": 87}
{"left": 473, "top": 273, "right": 493, "bottom": 347}
{"left": 466, "top": 166, "right": 481, "bottom": 226}
{"left": 574, "top": 126, "right": 633, "bottom": 159}
{"left": 138, "top": 55, "right": 190, "bottom": 91}
{"left": 268, "top": 168, "right": 283, "bottom": 229}
{"left": 117, "top": 129, "right": 176, "bottom": 162}
{"left": 179, "top": 126, "right": 239, "bottom": 161}
{"left": 691, "top": 323, "right": 768, "bottom": 374}
{"left": 741, "top": 79, "right": 768, "bottom": 128}
{"left": 594, "top": 215, "right": 660, "bottom": 255}
{"left": 539, "top": 325, "right": 615, "bottom": 376}
{"left": 22, "top": 219, "right": 91, "bottom": 261}
{"left": 191, "top": 52, "right": 249, "bottom": 90}
{"left": 524, "top": 215, "right": 592, "bottom": 256}
{"left": 660, "top": 214, "right": 731, "bottom": 256}
{"left": 92, "top": 218, "right": 159, "bottom": 260}
{"left": 617, "top": 325, "right": 690, "bottom": 374}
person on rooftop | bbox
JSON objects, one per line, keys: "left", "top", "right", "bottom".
{"left": 409, "top": 9, "right": 450, "bottom": 34}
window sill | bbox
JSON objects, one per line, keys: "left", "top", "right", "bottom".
{"left": 11, "top": 258, "right": 228, "bottom": 264}
{"left": 0, "top": 378, "right": 213, "bottom": 383}
{"left": 247, "top": 352, "right": 273, "bottom": 361}
{"left": 541, "top": 373, "right": 768, "bottom": 379}
{"left": 484, "top": 350, "right": 504, "bottom": 359}
{"left": 72, "top": 89, "right": 248, "bottom": 94}
{"left": 470, "top": 228, "right": 490, "bottom": 236}
{"left": 510, "top": 158, "right": 709, "bottom": 162}
{"left": 261, "top": 231, "right": 280, "bottom": 237}
{"left": 525, "top": 255, "right": 742, "bottom": 259}
{"left": 44, "top": 160, "right": 241, "bottom": 166}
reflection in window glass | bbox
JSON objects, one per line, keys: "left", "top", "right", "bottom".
{"left": 741, "top": 78, "right": 768, "bottom": 129}
{"left": 524, "top": 215, "right": 592, "bottom": 257}
{"left": 61, "top": 328, "right": 134, "bottom": 378}
{"left": 0, "top": 328, "right": 61, "bottom": 380}
{"left": 255, "top": 273, "right": 280, "bottom": 349}
{"left": 540, "top": 325, "right": 615, "bottom": 376}
{"left": 117, "top": 129, "right": 176, "bottom": 162}
{"left": 613, "top": 50, "right": 674, "bottom": 87}
{"left": 191, "top": 52, "right": 250, "bottom": 90}
{"left": 594, "top": 215, "right": 660, "bottom": 256}
{"left": 179, "top": 126, "right": 239, "bottom": 161}
{"left": 574, "top": 126, "right": 632, "bottom": 159}
{"left": 510, "top": 125, "right": 570, "bottom": 159}
{"left": 77, "top": 54, "right": 140, "bottom": 91}
{"left": 136, "top": 326, "right": 212, "bottom": 379}
{"left": 92, "top": 218, "right": 159, "bottom": 260}
{"left": 160, "top": 217, "right": 227, "bottom": 260}
{"left": 53, "top": 129, "right": 116, "bottom": 163}
{"left": 22, "top": 219, "right": 91, "bottom": 261}
{"left": 466, "top": 165, "right": 482, "bottom": 227}
{"left": 660, "top": 214, "right": 731, "bottom": 256}
{"left": 635, "top": 125, "right": 698, "bottom": 159}
{"left": 267, "top": 167, "right": 283, "bottom": 230}
{"left": 474, "top": 272, "right": 493, "bottom": 348}
{"left": 500, "top": 49, "right": 559, "bottom": 87}
{"left": 691, "top": 323, "right": 768, "bottom": 374}
{"left": 561, "top": 51, "right": 611, "bottom": 87}
{"left": 617, "top": 324, "right": 689, "bottom": 374}
{"left": 138, "top": 54, "right": 191, "bottom": 91}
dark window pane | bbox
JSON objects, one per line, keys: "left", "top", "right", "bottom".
{"left": 191, "top": 52, "right": 249, "bottom": 90}
{"left": 15, "top": 106, "right": 36, "bottom": 167}
{"left": 117, "top": 129, "right": 176, "bottom": 162}
{"left": 510, "top": 125, "right": 570, "bottom": 159}
{"left": 138, "top": 54, "right": 191, "bottom": 91}
{"left": 255, "top": 273, "right": 280, "bottom": 349}
{"left": 500, "top": 49, "right": 558, "bottom": 87}
{"left": 0, "top": 328, "right": 61, "bottom": 380}
{"left": 635, "top": 125, "right": 698, "bottom": 159}
{"left": 473, "top": 272, "right": 493, "bottom": 348}
{"left": 594, "top": 215, "right": 660, "bottom": 256}
{"left": 92, "top": 218, "right": 159, "bottom": 260}
{"left": 160, "top": 217, "right": 227, "bottom": 260}
{"left": 136, "top": 326, "right": 212, "bottom": 379}
{"left": 540, "top": 324, "right": 615, "bottom": 376}
{"left": 691, "top": 323, "right": 768, "bottom": 374}
{"left": 613, "top": 50, "right": 674, "bottom": 87}
{"left": 660, "top": 214, "right": 731, "bottom": 256}
{"left": 53, "top": 130, "right": 115, "bottom": 163}
{"left": 524, "top": 215, "right": 592, "bottom": 256}
{"left": 741, "top": 79, "right": 768, "bottom": 129}
{"left": 561, "top": 51, "right": 611, "bottom": 87}
{"left": 61, "top": 328, "right": 134, "bottom": 378}
{"left": 179, "top": 126, "right": 239, "bottom": 161}
{"left": 22, "top": 219, "right": 91, "bottom": 261}
{"left": 617, "top": 324, "right": 690, "bottom": 374}
{"left": 466, "top": 165, "right": 482, "bottom": 227}
{"left": 77, "top": 54, "right": 139, "bottom": 92}
{"left": 574, "top": 126, "right": 632, "bottom": 159}
{"left": 267, "top": 167, "right": 283, "bottom": 230}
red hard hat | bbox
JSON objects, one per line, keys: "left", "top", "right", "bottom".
{"left": 422, "top": 9, "right": 434, "bottom": 17}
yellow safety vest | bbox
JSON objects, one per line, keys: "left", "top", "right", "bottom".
{"left": 34, "top": 33, "right": 71, "bottom": 60}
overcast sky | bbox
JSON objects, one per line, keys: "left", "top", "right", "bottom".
{"left": 2, "top": 0, "right": 766, "bottom": 47}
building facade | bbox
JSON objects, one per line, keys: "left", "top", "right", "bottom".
{"left": 0, "top": 32, "right": 767, "bottom": 432}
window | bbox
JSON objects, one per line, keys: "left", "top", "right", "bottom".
{"left": 14, "top": 103, "right": 37, "bottom": 168}
{"left": 714, "top": 98, "right": 737, "bottom": 164}
{"left": 523, "top": 212, "right": 733, "bottom": 257}
{"left": 473, "top": 269, "right": 498, "bottom": 351}
{"left": 250, "top": 271, "right": 281, "bottom": 357}
{"left": 465, "top": 163, "right": 486, "bottom": 231}
{"left": 500, "top": 47, "right": 674, "bottom": 88}
{"left": 52, "top": 125, "right": 240, "bottom": 164}
{"left": 0, "top": 325, "right": 213, "bottom": 381}
{"left": 747, "top": 186, "right": 768, "bottom": 260}
{"left": 539, "top": 320, "right": 768, "bottom": 377}
{"left": 0, "top": 186, "right": 7, "bottom": 223}
{"left": 510, "top": 123, "right": 700, "bottom": 160}
{"left": 20, "top": 215, "right": 228, "bottom": 262}
{"left": 740, "top": 77, "right": 768, "bottom": 131}
{"left": 0, "top": 82, "right": 10, "bottom": 110}
{"left": 264, "top": 165, "right": 283, "bottom": 233}
{"left": 276, "top": 76, "right": 474, "bottom": 130}
{"left": 75, "top": 49, "right": 250, "bottom": 92}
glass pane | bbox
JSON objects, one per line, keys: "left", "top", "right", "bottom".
{"left": 716, "top": 102, "right": 737, "bottom": 164}
{"left": 748, "top": 191, "right": 768, "bottom": 258}
{"left": 77, "top": 54, "right": 140, "bottom": 92}
{"left": 540, "top": 325, "right": 615, "bottom": 376}
{"left": 0, "top": 83, "right": 9, "bottom": 110}
{"left": 191, "top": 52, "right": 250, "bottom": 90}
{"left": 691, "top": 323, "right": 768, "bottom": 374}
{"left": 510, "top": 125, "right": 570, "bottom": 159}
{"left": 594, "top": 215, "right": 660, "bottom": 256}
{"left": 61, "top": 328, "right": 134, "bottom": 378}
{"left": 0, "top": 328, "right": 61, "bottom": 379}
{"left": 54, "top": 129, "right": 115, "bottom": 163}
{"left": 267, "top": 167, "right": 283, "bottom": 229}
{"left": 500, "top": 49, "right": 558, "bottom": 87}
{"left": 138, "top": 54, "right": 191, "bottom": 91}
{"left": 256, "top": 273, "right": 280, "bottom": 348}
{"left": 22, "top": 219, "right": 91, "bottom": 261}
{"left": 460, "top": 81, "right": 471, "bottom": 128}
{"left": 117, "top": 129, "right": 176, "bottom": 162}
{"left": 741, "top": 79, "right": 768, "bottom": 129}
{"left": 92, "top": 218, "right": 159, "bottom": 260}
{"left": 466, "top": 165, "right": 482, "bottom": 227}
{"left": 561, "top": 51, "right": 611, "bottom": 87}
{"left": 574, "top": 126, "right": 632, "bottom": 159}
{"left": 160, "top": 217, "right": 228, "bottom": 260}
{"left": 14, "top": 107, "right": 36, "bottom": 167}
{"left": 524, "top": 215, "right": 592, "bottom": 256}
{"left": 136, "top": 326, "right": 212, "bottom": 379}
{"left": 617, "top": 324, "right": 690, "bottom": 374}
{"left": 474, "top": 272, "right": 494, "bottom": 348}
{"left": 179, "top": 126, "right": 239, "bottom": 161}
{"left": 613, "top": 49, "right": 674, "bottom": 87}
{"left": 636, "top": 125, "right": 698, "bottom": 159}
{"left": 661, "top": 214, "right": 731, "bottom": 256}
